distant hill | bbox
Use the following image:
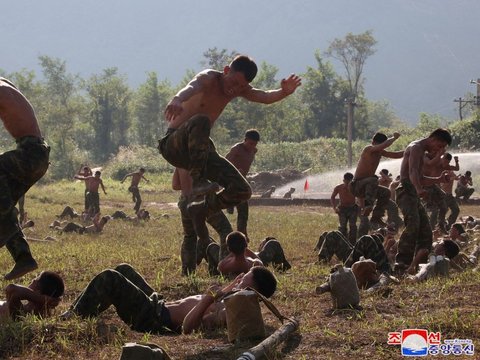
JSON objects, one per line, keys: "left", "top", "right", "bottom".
{"left": 2, "top": 0, "right": 479, "bottom": 123}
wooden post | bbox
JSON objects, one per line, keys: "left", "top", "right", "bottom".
{"left": 345, "top": 98, "right": 354, "bottom": 168}
{"left": 236, "top": 318, "right": 300, "bottom": 360}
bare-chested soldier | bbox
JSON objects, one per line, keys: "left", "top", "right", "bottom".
{"left": 331, "top": 172, "right": 358, "bottom": 244}
{"left": 349, "top": 132, "right": 403, "bottom": 229}
{"left": 74, "top": 171, "right": 107, "bottom": 216}
{"left": 121, "top": 168, "right": 149, "bottom": 213}
{"left": 394, "top": 128, "right": 452, "bottom": 275}
{"left": 60, "top": 263, "right": 277, "bottom": 335}
{"left": 423, "top": 152, "right": 459, "bottom": 233}
{"left": 76, "top": 165, "right": 93, "bottom": 213}
{"left": 158, "top": 55, "right": 301, "bottom": 242}
{"left": 0, "top": 77, "right": 51, "bottom": 280}
{"left": 440, "top": 165, "right": 461, "bottom": 228}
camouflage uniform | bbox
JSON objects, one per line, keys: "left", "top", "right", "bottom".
{"left": 257, "top": 239, "right": 291, "bottom": 271}
{"left": 444, "top": 193, "right": 460, "bottom": 226}
{"left": 455, "top": 186, "right": 474, "bottom": 200}
{"left": 395, "top": 179, "right": 433, "bottom": 267}
{"left": 344, "top": 234, "right": 391, "bottom": 274}
{"left": 128, "top": 185, "right": 142, "bottom": 213}
{"left": 70, "top": 264, "right": 174, "bottom": 333}
{"left": 235, "top": 201, "right": 249, "bottom": 236}
{"left": 357, "top": 215, "right": 370, "bottom": 238}
{"left": 337, "top": 204, "right": 358, "bottom": 245}
{"left": 158, "top": 115, "right": 252, "bottom": 213}
{"left": 87, "top": 191, "right": 100, "bottom": 214}
{"left": 177, "top": 195, "right": 232, "bottom": 275}
{"left": 0, "top": 137, "right": 49, "bottom": 266}
{"left": 62, "top": 222, "right": 86, "bottom": 234}
{"left": 424, "top": 184, "right": 448, "bottom": 230}
{"left": 317, "top": 231, "right": 353, "bottom": 263}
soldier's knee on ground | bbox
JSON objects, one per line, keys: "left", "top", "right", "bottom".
{"left": 206, "top": 242, "right": 220, "bottom": 276}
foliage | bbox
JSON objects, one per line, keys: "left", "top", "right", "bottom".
{"left": 449, "top": 113, "right": 480, "bottom": 150}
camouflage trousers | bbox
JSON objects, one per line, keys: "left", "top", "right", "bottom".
{"left": 337, "top": 204, "right": 358, "bottom": 245}
{"left": 444, "top": 193, "right": 460, "bottom": 226}
{"left": 350, "top": 176, "right": 392, "bottom": 221}
{"left": 71, "top": 264, "right": 173, "bottom": 333}
{"left": 257, "top": 239, "right": 291, "bottom": 271}
{"left": 395, "top": 179, "right": 432, "bottom": 266}
{"left": 128, "top": 186, "right": 142, "bottom": 212}
{"left": 344, "top": 234, "right": 391, "bottom": 274}
{"left": 0, "top": 137, "right": 49, "bottom": 265}
{"left": 83, "top": 188, "right": 90, "bottom": 212}
{"left": 158, "top": 115, "right": 252, "bottom": 212}
{"left": 317, "top": 230, "right": 353, "bottom": 263}
{"left": 87, "top": 191, "right": 100, "bottom": 214}
{"left": 455, "top": 186, "right": 474, "bottom": 200}
{"left": 424, "top": 184, "right": 447, "bottom": 229}
{"left": 234, "top": 200, "right": 249, "bottom": 237}
{"left": 178, "top": 195, "right": 233, "bottom": 275}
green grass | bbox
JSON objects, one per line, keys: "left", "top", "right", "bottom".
{"left": 0, "top": 182, "right": 479, "bottom": 359}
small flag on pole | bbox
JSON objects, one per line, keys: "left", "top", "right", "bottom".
{"left": 304, "top": 179, "right": 309, "bottom": 191}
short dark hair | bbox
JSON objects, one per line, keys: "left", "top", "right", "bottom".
{"left": 245, "top": 129, "right": 260, "bottom": 142}
{"left": 139, "top": 167, "right": 146, "bottom": 173}
{"left": 230, "top": 55, "right": 258, "bottom": 82}
{"left": 452, "top": 223, "right": 465, "bottom": 235}
{"left": 428, "top": 128, "right": 452, "bottom": 146}
{"left": 372, "top": 132, "right": 388, "bottom": 144}
{"left": 343, "top": 172, "right": 353, "bottom": 181}
{"left": 465, "top": 171, "right": 472, "bottom": 177}
{"left": 442, "top": 239, "right": 460, "bottom": 259}
{"left": 443, "top": 153, "right": 452, "bottom": 161}
{"left": 226, "top": 231, "right": 247, "bottom": 255}
{"left": 95, "top": 171, "right": 101, "bottom": 176}
{"left": 380, "top": 169, "right": 389, "bottom": 175}
{"left": 38, "top": 271, "right": 65, "bottom": 298}
{"left": 251, "top": 266, "right": 277, "bottom": 298}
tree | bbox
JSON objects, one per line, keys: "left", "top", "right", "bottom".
{"left": 325, "top": 30, "right": 377, "bottom": 165}
{"left": 200, "top": 47, "right": 238, "bottom": 70}
{"left": 85, "top": 68, "right": 131, "bottom": 162}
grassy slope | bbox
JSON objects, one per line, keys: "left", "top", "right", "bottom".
{"left": 0, "top": 180, "right": 479, "bottom": 360}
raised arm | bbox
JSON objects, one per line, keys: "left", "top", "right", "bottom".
{"left": 371, "top": 132, "right": 400, "bottom": 153}
{"left": 165, "top": 71, "right": 211, "bottom": 121}
{"left": 5, "top": 284, "right": 59, "bottom": 317}
{"left": 182, "top": 286, "right": 223, "bottom": 334}
{"left": 242, "top": 74, "right": 301, "bottom": 104}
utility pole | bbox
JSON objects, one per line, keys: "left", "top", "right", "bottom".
{"left": 453, "top": 78, "right": 480, "bottom": 120}
{"left": 453, "top": 97, "right": 468, "bottom": 120}
{"left": 345, "top": 97, "right": 356, "bottom": 167}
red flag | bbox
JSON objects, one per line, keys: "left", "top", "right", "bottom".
{"left": 304, "top": 179, "right": 309, "bottom": 191}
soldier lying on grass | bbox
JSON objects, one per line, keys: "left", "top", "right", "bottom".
{"left": 60, "top": 263, "right": 277, "bottom": 335}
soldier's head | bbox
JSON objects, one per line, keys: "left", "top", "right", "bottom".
{"left": 95, "top": 171, "right": 101, "bottom": 178}
{"left": 441, "top": 152, "right": 452, "bottom": 165}
{"left": 236, "top": 266, "right": 277, "bottom": 298}
{"left": 465, "top": 171, "right": 472, "bottom": 177}
{"left": 427, "top": 128, "right": 452, "bottom": 153}
{"left": 434, "top": 239, "right": 460, "bottom": 259}
{"left": 244, "top": 129, "right": 260, "bottom": 151}
{"left": 29, "top": 271, "right": 65, "bottom": 299}
{"left": 372, "top": 132, "right": 388, "bottom": 145}
{"left": 226, "top": 231, "right": 248, "bottom": 255}
{"left": 222, "top": 55, "right": 257, "bottom": 97}
{"left": 343, "top": 172, "right": 353, "bottom": 184}
{"left": 139, "top": 167, "right": 146, "bottom": 174}
{"left": 449, "top": 223, "right": 465, "bottom": 239}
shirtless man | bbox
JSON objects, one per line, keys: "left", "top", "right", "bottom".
{"left": 0, "top": 77, "right": 51, "bottom": 280}
{"left": 217, "top": 231, "right": 263, "bottom": 278}
{"left": 455, "top": 171, "right": 474, "bottom": 201}
{"left": 121, "top": 168, "right": 149, "bottom": 213}
{"left": 0, "top": 271, "right": 64, "bottom": 319}
{"left": 394, "top": 128, "right": 452, "bottom": 274}
{"left": 60, "top": 263, "right": 277, "bottom": 335}
{"left": 378, "top": 169, "right": 392, "bottom": 188}
{"left": 440, "top": 167, "right": 461, "bottom": 227}
{"left": 76, "top": 165, "right": 93, "bottom": 213}
{"left": 423, "top": 152, "right": 459, "bottom": 232}
{"left": 158, "top": 55, "right": 301, "bottom": 243}
{"left": 75, "top": 171, "right": 107, "bottom": 215}
{"left": 331, "top": 172, "right": 358, "bottom": 244}
{"left": 172, "top": 168, "right": 233, "bottom": 275}
{"left": 57, "top": 213, "right": 110, "bottom": 234}
{"left": 349, "top": 132, "right": 403, "bottom": 229}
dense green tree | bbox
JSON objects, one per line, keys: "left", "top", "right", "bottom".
{"left": 85, "top": 68, "right": 131, "bottom": 161}
{"left": 200, "top": 47, "right": 238, "bottom": 70}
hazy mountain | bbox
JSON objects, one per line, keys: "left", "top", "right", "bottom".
{"left": 2, "top": 0, "right": 479, "bottom": 123}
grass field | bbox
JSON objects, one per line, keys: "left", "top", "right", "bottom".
{"left": 0, "top": 179, "right": 479, "bottom": 360}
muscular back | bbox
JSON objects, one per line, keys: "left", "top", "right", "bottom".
{"left": 0, "top": 78, "right": 42, "bottom": 139}
{"left": 354, "top": 145, "right": 383, "bottom": 179}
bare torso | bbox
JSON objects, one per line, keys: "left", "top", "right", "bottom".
{"left": 440, "top": 171, "right": 456, "bottom": 194}
{"left": 168, "top": 71, "right": 235, "bottom": 129}
{"left": 0, "top": 78, "right": 42, "bottom": 139}
{"left": 354, "top": 146, "right": 383, "bottom": 179}
{"left": 335, "top": 183, "right": 356, "bottom": 207}
{"left": 86, "top": 177, "right": 102, "bottom": 192}
{"left": 130, "top": 173, "right": 143, "bottom": 187}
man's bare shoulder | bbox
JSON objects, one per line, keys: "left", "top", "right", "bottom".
{"left": 194, "top": 69, "right": 222, "bottom": 84}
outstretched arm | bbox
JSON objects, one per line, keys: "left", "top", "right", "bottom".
{"left": 121, "top": 173, "right": 133, "bottom": 183}
{"left": 5, "top": 284, "right": 60, "bottom": 317}
{"left": 371, "top": 132, "right": 400, "bottom": 153}
{"left": 242, "top": 74, "right": 301, "bottom": 104}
